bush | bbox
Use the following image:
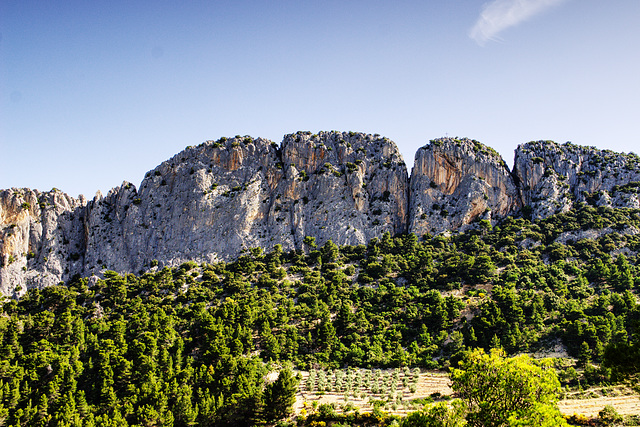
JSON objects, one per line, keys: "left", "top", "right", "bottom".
{"left": 598, "top": 405, "right": 623, "bottom": 426}
{"left": 451, "top": 348, "right": 567, "bottom": 427}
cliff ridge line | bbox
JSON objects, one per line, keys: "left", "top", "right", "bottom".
{"left": 2, "top": 132, "right": 640, "bottom": 295}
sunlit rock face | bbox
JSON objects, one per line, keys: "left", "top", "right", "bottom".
{"left": 95, "top": 131, "right": 410, "bottom": 271}
{"left": 277, "top": 131, "right": 409, "bottom": 250}
{"left": 513, "top": 141, "right": 640, "bottom": 220}
{"left": 83, "top": 136, "right": 284, "bottom": 277}
{"left": 2, "top": 132, "right": 640, "bottom": 295}
{"left": 0, "top": 132, "right": 409, "bottom": 294}
{"left": 409, "top": 137, "right": 521, "bottom": 236}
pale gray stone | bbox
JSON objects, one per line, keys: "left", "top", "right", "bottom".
{"left": 409, "top": 137, "right": 520, "bottom": 236}
{"left": 2, "top": 134, "right": 640, "bottom": 295}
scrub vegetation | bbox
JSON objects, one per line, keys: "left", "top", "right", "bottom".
{"left": 1, "top": 203, "right": 639, "bottom": 426}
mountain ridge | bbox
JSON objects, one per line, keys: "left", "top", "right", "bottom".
{"left": 2, "top": 131, "right": 640, "bottom": 296}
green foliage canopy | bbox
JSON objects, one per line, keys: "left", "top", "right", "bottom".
{"left": 450, "top": 349, "right": 567, "bottom": 427}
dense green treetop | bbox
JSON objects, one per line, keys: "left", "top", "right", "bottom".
{"left": 0, "top": 204, "right": 638, "bottom": 425}
{"left": 450, "top": 349, "right": 567, "bottom": 427}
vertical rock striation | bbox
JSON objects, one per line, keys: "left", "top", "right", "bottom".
{"left": 2, "top": 132, "right": 640, "bottom": 295}
{"left": 409, "top": 137, "right": 521, "bottom": 236}
{"left": 0, "top": 188, "right": 86, "bottom": 296}
{"left": 277, "top": 131, "right": 408, "bottom": 249}
{"left": 0, "top": 131, "right": 409, "bottom": 294}
{"left": 84, "top": 136, "right": 284, "bottom": 275}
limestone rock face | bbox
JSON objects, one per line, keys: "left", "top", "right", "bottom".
{"left": 409, "top": 137, "right": 521, "bottom": 235}
{"left": 277, "top": 131, "right": 409, "bottom": 248}
{"left": 0, "top": 188, "right": 86, "bottom": 297}
{"left": 3, "top": 132, "right": 640, "bottom": 295}
{"left": 83, "top": 136, "right": 284, "bottom": 276}
{"left": 513, "top": 141, "right": 640, "bottom": 220}
{"left": 0, "top": 132, "right": 409, "bottom": 294}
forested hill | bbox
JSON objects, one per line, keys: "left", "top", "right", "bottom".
{"left": 0, "top": 203, "right": 639, "bottom": 425}
{"left": 1, "top": 131, "right": 640, "bottom": 294}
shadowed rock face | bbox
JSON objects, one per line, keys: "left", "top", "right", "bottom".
{"left": 0, "top": 189, "right": 87, "bottom": 296}
{"left": 2, "top": 132, "right": 640, "bottom": 295}
{"left": 409, "top": 137, "right": 521, "bottom": 236}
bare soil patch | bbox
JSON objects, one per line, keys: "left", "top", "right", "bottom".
{"left": 559, "top": 386, "right": 640, "bottom": 417}
{"left": 295, "top": 370, "right": 640, "bottom": 418}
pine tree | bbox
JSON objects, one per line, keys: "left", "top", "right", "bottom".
{"left": 261, "top": 368, "right": 298, "bottom": 423}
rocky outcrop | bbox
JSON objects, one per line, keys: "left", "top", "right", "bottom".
{"left": 83, "top": 136, "right": 284, "bottom": 277}
{"left": 82, "top": 131, "right": 408, "bottom": 275}
{"left": 1, "top": 131, "right": 409, "bottom": 295}
{"left": 409, "top": 137, "right": 521, "bottom": 235}
{"left": 2, "top": 133, "right": 640, "bottom": 295}
{"left": 513, "top": 141, "right": 640, "bottom": 220}
{"left": 0, "top": 188, "right": 87, "bottom": 296}
{"left": 277, "top": 131, "right": 408, "bottom": 248}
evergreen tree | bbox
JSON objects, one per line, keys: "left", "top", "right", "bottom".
{"left": 261, "top": 368, "right": 298, "bottom": 423}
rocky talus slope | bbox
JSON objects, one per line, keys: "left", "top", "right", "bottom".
{"left": 2, "top": 133, "right": 640, "bottom": 295}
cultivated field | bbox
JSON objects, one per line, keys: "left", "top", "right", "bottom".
{"left": 559, "top": 386, "right": 640, "bottom": 417}
{"left": 294, "top": 369, "right": 640, "bottom": 418}
{"left": 294, "top": 368, "right": 451, "bottom": 415}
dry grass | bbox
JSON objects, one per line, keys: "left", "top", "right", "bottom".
{"left": 294, "top": 370, "right": 640, "bottom": 418}
{"left": 559, "top": 386, "right": 640, "bottom": 417}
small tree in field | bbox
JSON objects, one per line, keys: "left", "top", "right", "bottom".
{"left": 450, "top": 348, "right": 567, "bottom": 427}
{"left": 401, "top": 401, "right": 465, "bottom": 427}
{"left": 262, "top": 368, "right": 298, "bottom": 423}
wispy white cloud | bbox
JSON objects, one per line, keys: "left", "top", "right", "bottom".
{"left": 469, "top": 0, "right": 567, "bottom": 46}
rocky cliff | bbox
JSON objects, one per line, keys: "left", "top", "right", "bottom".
{"left": 2, "top": 132, "right": 640, "bottom": 295}
{"left": 409, "top": 137, "right": 521, "bottom": 236}
{"left": 1, "top": 131, "right": 409, "bottom": 296}
{"left": 513, "top": 140, "right": 640, "bottom": 220}
{"left": 0, "top": 188, "right": 87, "bottom": 296}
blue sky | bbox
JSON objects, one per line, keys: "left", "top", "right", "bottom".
{"left": 2, "top": 0, "right": 639, "bottom": 197}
